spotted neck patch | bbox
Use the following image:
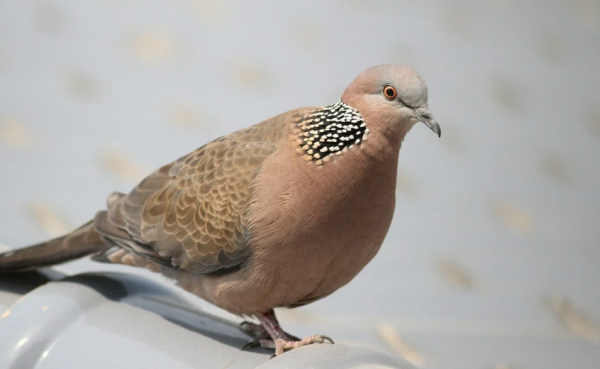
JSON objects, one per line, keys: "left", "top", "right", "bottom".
{"left": 293, "top": 100, "right": 369, "bottom": 165}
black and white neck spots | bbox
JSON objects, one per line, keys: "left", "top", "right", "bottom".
{"left": 293, "top": 101, "right": 369, "bottom": 165}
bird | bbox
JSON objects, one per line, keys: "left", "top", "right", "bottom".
{"left": 0, "top": 64, "right": 440, "bottom": 356}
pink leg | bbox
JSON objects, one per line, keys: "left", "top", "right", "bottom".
{"left": 254, "top": 309, "right": 334, "bottom": 356}
{"left": 240, "top": 312, "right": 299, "bottom": 345}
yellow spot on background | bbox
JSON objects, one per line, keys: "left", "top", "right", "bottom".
{"left": 375, "top": 322, "right": 426, "bottom": 367}
{"left": 99, "top": 148, "right": 148, "bottom": 183}
{"left": 542, "top": 154, "right": 570, "bottom": 183}
{"left": 27, "top": 203, "right": 71, "bottom": 237}
{"left": 436, "top": 258, "right": 475, "bottom": 289}
{"left": 0, "top": 116, "right": 34, "bottom": 148}
{"left": 192, "top": 0, "right": 234, "bottom": 28}
{"left": 64, "top": 71, "right": 100, "bottom": 100}
{"left": 492, "top": 200, "right": 534, "bottom": 235}
{"left": 491, "top": 76, "right": 525, "bottom": 113}
{"left": 130, "top": 30, "right": 176, "bottom": 64}
{"left": 229, "top": 59, "right": 270, "bottom": 91}
{"left": 166, "top": 103, "right": 215, "bottom": 130}
{"left": 547, "top": 297, "right": 600, "bottom": 342}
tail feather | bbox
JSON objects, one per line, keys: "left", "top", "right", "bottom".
{"left": 0, "top": 221, "right": 109, "bottom": 273}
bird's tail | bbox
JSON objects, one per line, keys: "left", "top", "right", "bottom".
{"left": 0, "top": 221, "right": 109, "bottom": 273}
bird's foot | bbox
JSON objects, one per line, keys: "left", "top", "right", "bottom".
{"left": 242, "top": 309, "right": 333, "bottom": 357}
{"left": 242, "top": 334, "right": 333, "bottom": 356}
{"left": 240, "top": 320, "right": 300, "bottom": 350}
{"left": 268, "top": 335, "right": 334, "bottom": 356}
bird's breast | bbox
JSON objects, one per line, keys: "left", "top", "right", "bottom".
{"left": 242, "top": 139, "right": 399, "bottom": 309}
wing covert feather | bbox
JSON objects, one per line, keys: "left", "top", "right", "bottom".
{"left": 100, "top": 110, "right": 301, "bottom": 274}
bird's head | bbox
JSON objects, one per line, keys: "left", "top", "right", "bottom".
{"left": 341, "top": 64, "right": 441, "bottom": 143}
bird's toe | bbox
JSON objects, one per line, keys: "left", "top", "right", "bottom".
{"left": 239, "top": 321, "right": 265, "bottom": 337}
{"left": 270, "top": 334, "right": 334, "bottom": 357}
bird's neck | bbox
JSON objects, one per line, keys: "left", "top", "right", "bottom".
{"left": 292, "top": 101, "right": 369, "bottom": 166}
{"left": 358, "top": 113, "right": 408, "bottom": 163}
{"left": 359, "top": 129, "right": 402, "bottom": 163}
{"left": 291, "top": 101, "right": 407, "bottom": 165}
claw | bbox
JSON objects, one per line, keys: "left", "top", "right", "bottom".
{"left": 241, "top": 339, "right": 260, "bottom": 351}
{"left": 321, "top": 335, "right": 335, "bottom": 344}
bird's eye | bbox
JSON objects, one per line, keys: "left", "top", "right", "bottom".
{"left": 383, "top": 85, "right": 397, "bottom": 100}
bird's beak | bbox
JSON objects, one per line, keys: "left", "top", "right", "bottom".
{"left": 416, "top": 109, "right": 441, "bottom": 137}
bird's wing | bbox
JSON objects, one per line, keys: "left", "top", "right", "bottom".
{"left": 95, "top": 110, "right": 302, "bottom": 274}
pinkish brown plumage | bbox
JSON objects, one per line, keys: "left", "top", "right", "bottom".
{"left": 0, "top": 64, "right": 440, "bottom": 356}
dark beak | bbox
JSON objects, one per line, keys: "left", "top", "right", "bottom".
{"left": 416, "top": 109, "right": 441, "bottom": 137}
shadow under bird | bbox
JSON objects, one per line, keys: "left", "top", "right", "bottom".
{"left": 0, "top": 64, "right": 440, "bottom": 356}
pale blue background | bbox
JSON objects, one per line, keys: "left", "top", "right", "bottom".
{"left": 1, "top": 1, "right": 599, "bottom": 368}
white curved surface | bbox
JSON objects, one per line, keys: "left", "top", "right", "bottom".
{"left": 0, "top": 269, "right": 414, "bottom": 369}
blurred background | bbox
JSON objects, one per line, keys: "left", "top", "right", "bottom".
{"left": 0, "top": 0, "right": 599, "bottom": 368}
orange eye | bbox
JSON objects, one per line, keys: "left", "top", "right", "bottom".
{"left": 383, "top": 85, "right": 397, "bottom": 100}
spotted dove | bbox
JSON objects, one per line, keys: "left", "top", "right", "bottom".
{"left": 0, "top": 64, "right": 440, "bottom": 355}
